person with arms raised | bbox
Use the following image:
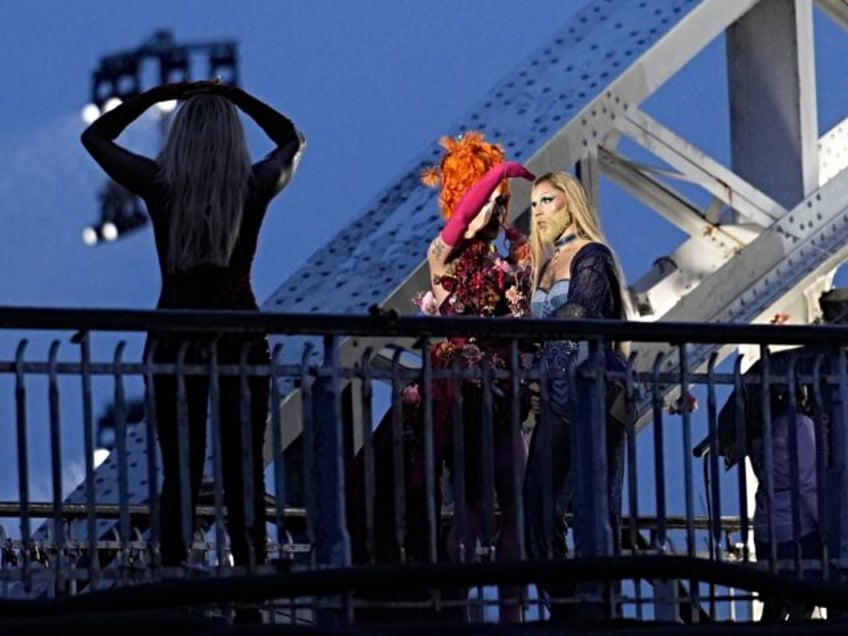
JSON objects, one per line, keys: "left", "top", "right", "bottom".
{"left": 81, "top": 79, "right": 304, "bottom": 623}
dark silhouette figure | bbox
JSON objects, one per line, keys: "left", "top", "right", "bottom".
{"left": 81, "top": 81, "right": 304, "bottom": 596}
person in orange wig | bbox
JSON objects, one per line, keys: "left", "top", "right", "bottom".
{"left": 347, "top": 131, "right": 534, "bottom": 623}
{"left": 424, "top": 132, "right": 535, "bottom": 622}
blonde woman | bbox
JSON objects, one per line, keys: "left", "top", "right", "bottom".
{"left": 81, "top": 80, "right": 304, "bottom": 619}
{"left": 523, "top": 171, "right": 629, "bottom": 621}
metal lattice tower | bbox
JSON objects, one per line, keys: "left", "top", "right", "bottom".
{"left": 53, "top": 0, "right": 848, "bottom": 560}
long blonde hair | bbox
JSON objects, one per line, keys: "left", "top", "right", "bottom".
{"left": 530, "top": 172, "right": 633, "bottom": 353}
{"left": 157, "top": 94, "right": 252, "bottom": 273}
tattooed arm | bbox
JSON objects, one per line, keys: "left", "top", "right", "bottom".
{"left": 427, "top": 234, "right": 453, "bottom": 306}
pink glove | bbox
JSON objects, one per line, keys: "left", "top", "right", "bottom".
{"left": 440, "top": 161, "right": 535, "bottom": 246}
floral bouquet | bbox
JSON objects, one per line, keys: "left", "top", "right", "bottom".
{"left": 413, "top": 224, "right": 531, "bottom": 319}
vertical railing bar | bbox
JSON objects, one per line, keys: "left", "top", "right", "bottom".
{"left": 77, "top": 331, "right": 99, "bottom": 584}
{"left": 759, "top": 345, "right": 777, "bottom": 573}
{"left": 583, "top": 338, "right": 612, "bottom": 612}
{"left": 421, "top": 340, "right": 438, "bottom": 566}
{"left": 113, "top": 341, "right": 131, "bottom": 568}
{"left": 678, "top": 344, "right": 696, "bottom": 560}
{"left": 451, "top": 354, "right": 467, "bottom": 565}
{"left": 706, "top": 351, "right": 723, "bottom": 563}
{"left": 509, "top": 339, "right": 528, "bottom": 618}
{"left": 238, "top": 342, "right": 256, "bottom": 571}
{"left": 651, "top": 354, "right": 667, "bottom": 551}
{"left": 299, "top": 343, "right": 316, "bottom": 551}
{"left": 705, "top": 351, "right": 721, "bottom": 620}
{"left": 509, "top": 340, "right": 526, "bottom": 561}
{"left": 479, "top": 356, "right": 496, "bottom": 620}
{"left": 732, "top": 355, "right": 750, "bottom": 565}
{"left": 47, "top": 340, "right": 65, "bottom": 594}
{"left": 836, "top": 350, "right": 848, "bottom": 588}
{"left": 14, "top": 339, "right": 32, "bottom": 590}
{"left": 356, "top": 347, "right": 376, "bottom": 564}
{"left": 785, "top": 356, "right": 803, "bottom": 580}
{"left": 678, "top": 343, "right": 699, "bottom": 622}
{"left": 624, "top": 352, "right": 639, "bottom": 554}
{"left": 811, "top": 355, "right": 829, "bottom": 581}
{"left": 175, "top": 341, "right": 193, "bottom": 567}
{"left": 481, "top": 357, "right": 496, "bottom": 559}
{"left": 207, "top": 339, "right": 227, "bottom": 572}
{"left": 143, "top": 341, "right": 161, "bottom": 572}
{"left": 538, "top": 363, "right": 553, "bottom": 560}
{"left": 420, "top": 339, "right": 442, "bottom": 616}
{"left": 389, "top": 348, "right": 406, "bottom": 564}
{"left": 315, "top": 334, "right": 352, "bottom": 623}
{"left": 269, "top": 343, "right": 287, "bottom": 563}
{"left": 623, "top": 352, "right": 642, "bottom": 620}
{"left": 421, "top": 339, "right": 444, "bottom": 612}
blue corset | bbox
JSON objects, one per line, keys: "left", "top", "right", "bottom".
{"left": 530, "top": 279, "right": 570, "bottom": 319}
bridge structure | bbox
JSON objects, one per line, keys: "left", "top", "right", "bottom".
{"left": 27, "top": 0, "right": 848, "bottom": 619}
{"left": 257, "top": 0, "right": 848, "bottom": 436}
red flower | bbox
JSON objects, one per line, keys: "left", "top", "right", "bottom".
{"left": 504, "top": 225, "right": 523, "bottom": 243}
{"left": 415, "top": 228, "right": 531, "bottom": 321}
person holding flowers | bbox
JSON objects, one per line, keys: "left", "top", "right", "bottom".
{"left": 347, "top": 132, "right": 534, "bottom": 623}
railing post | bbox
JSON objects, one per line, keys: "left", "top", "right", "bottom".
{"left": 571, "top": 338, "right": 613, "bottom": 618}
{"left": 307, "top": 335, "right": 351, "bottom": 625}
{"left": 826, "top": 349, "right": 848, "bottom": 616}
{"left": 653, "top": 578, "right": 680, "bottom": 622}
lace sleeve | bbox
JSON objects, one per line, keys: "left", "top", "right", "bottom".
{"left": 554, "top": 243, "right": 622, "bottom": 321}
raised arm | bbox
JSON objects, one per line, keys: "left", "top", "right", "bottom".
{"left": 427, "top": 161, "right": 534, "bottom": 305}
{"left": 80, "top": 81, "right": 198, "bottom": 197}
{"left": 214, "top": 84, "right": 305, "bottom": 197}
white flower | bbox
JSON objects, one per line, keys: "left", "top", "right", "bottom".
{"left": 415, "top": 290, "right": 439, "bottom": 315}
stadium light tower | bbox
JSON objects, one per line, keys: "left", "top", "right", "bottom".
{"left": 81, "top": 30, "right": 240, "bottom": 247}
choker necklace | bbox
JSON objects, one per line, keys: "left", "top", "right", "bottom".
{"left": 551, "top": 232, "right": 580, "bottom": 264}
{"left": 554, "top": 232, "right": 580, "bottom": 249}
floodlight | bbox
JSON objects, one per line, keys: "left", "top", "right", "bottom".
{"left": 81, "top": 226, "right": 98, "bottom": 246}
{"left": 80, "top": 103, "right": 101, "bottom": 125}
{"left": 101, "top": 222, "right": 118, "bottom": 241}
{"left": 93, "top": 448, "right": 110, "bottom": 469}
{"left": 155, "top": 99, "right": 178, "bottom": 114}
{"left": 102, "top": 97, "right": 122, "bottom": 113}
{"left": 83, "top": 31, "right": 241, "bottom": 246}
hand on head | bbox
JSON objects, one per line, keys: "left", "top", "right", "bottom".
{"left": 182, "top": 79, "right": 223, "bottom": 98}
{"left": 155, "top": 79, "right": 236, "bottom": 102}
{"left": 440, "top": 160, "right": 534, "bottom": 247}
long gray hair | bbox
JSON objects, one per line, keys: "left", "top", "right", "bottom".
{"left": 157, "top": 94, "right": 252, "bottom": 273}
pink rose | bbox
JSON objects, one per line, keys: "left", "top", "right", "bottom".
{"left": 402, "top": 383, "right": 421, "bottom": 407}
{"left": 414, "top": 290, "right": 439, "bottom": 316}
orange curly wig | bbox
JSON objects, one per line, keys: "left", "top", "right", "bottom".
{"left": 421, "top": 131, "right": 508, "bottom": 221}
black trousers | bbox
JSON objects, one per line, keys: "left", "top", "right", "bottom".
{"left": 522, "top": 394, "right": 624, "bottom": 619}
{"left": 146, "top": 333, "right": 270, "bottom": 570}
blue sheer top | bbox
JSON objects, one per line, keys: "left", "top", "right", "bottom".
{"left": 534, "top": 243, "right": 623, "bottom": 322}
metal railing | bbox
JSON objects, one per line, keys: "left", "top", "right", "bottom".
{"left": 0, "top": 306, "right": 846, "bottom": 629}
